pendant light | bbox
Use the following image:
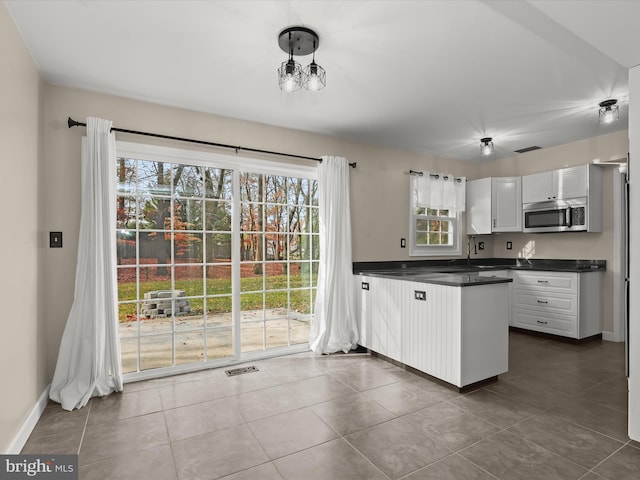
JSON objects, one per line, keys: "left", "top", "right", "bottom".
{"left": 278, "top": 26, "right": 325, "bottom": 93}
{"left": 480, "top": 137, "right": 494, "bottom": 156}
{"left": 599, "top": 99, "right": 619, "bottom": 124}
{"left": 302, "top": 40, "right": 326, "bottom": 91}
{"left": 278, "top": 41, "right": 302, "bottom": 93}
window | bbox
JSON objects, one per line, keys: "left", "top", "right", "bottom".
{"left": 410, "top": 174, "right": 463, "bottom": 256}
{"left": 115, "top": 141, "right": 318, "bottom": 377}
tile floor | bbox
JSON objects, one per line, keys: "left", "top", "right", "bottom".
{"left": 22, "top": 331, "right": 640, "bottom": 480}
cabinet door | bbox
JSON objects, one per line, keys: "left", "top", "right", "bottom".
{"left": 401, "top": 282, "right": 431, "bottom": 370}
{"left": 368, "top": 277, "right": 385, "bottom": 355}
{"left": 556, "top": 165, "right": 587, "bottom": 199}
{"left": 466, "top": 178, "right": 492, "bottom": 235}
{"left": 492, "top": 177, "right": 522, "bottom": 232}
{"left": 522, "top": 171, "right": 555, "bottom": 203}
{"left": 357, "top": 276, "right": 372, "bottom": 349}
{"left": 368, "top": 277, "right": 402, "bottom": 360}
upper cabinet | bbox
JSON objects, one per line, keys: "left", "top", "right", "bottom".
{"left": 522, "top": 165, "right": 588, "bottom": 203}
{"left": 466, "top": 176, "right": 522, "bottom": 234}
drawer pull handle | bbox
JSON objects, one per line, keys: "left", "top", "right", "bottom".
{"left": 537, "top": 320, "right": 548, "bottom": 324}
{"left": 537, "top": 280, "right": 549, "bottom": 284}
{"left": 537, "top": 300, "right": 548, "bottom": 304}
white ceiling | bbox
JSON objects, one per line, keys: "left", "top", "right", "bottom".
{"left": 6, "top": 0, "right": 639, "bottom": 163}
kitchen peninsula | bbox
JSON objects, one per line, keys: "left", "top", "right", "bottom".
{"left": 354, "top": 258, "right": 605, "bottom": 391}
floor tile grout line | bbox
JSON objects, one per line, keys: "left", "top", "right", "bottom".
{"left": 540, "top": 409, "right": 630, "bottom": 444}
{"left": 449, "top": 452, "right": 502, "bottom": 480}
{"left": 77, "top": 399, "right": 92, "bottom": 456}
{"left": 78, "top": 441, "right": 173, "bottom": 470}
{"left": 394, "top": 452, "right": 460, "bottom": 480}
{"left": 339, "top": 433, "right": 394, "bottom": 480}
{"left": 582, "top": 442, "right": 629, "bottom": 476}
{"left": 503, "top": 420, "right": 612, "bottom": 473}
{"left": 455, "top": 428, "right": 592, "bottom": 479}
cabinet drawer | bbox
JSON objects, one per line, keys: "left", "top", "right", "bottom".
{"left": 511, "top": 308, "right": 577, "bottom": 337}
{"left": 511, "top": 271, "right": 577, "bottom": 293}
{"left": 511, "top": 289, "right": 577, "bottom": 316}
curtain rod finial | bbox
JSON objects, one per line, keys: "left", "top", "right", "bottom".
{"left": 68, "top": 117, "right": 83, "bottom": 128}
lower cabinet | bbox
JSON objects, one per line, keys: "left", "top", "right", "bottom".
{"left": 511, "top": 270, "right": 602, "bottom": 339}
{"left": 356, "top": 275, "right": 401, "bottom": 359}
{"left": 402, "top": 281, "right": 509, "bottom": 387}
{"left": 355, "top": 275, "right": 509, "bottom": 388}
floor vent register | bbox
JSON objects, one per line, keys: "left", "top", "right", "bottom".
{"left": 225, "top": 365, "right": 259, "bottom": 377}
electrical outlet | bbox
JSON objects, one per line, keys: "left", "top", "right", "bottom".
{"left": 478, "top": 241, "right": 484, "bottom": 250}
{"left": 50, "top": 231, "right": 63, "bottom": 248}
{"left": 361, "top": 282, "right": 370, "bottom": 290}
{"left": 414, "top": 290, "right": 426, "bottom": 301}
{"left": 506, "top": 241, "right": 513, "bottom": 250}
{"left": 400, "top": 238, "right": 406, "bottom": 248}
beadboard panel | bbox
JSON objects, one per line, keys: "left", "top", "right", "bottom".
{"left": 402, "top": 282, "right": 462, "bottom": 386}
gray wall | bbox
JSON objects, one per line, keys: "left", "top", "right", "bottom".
{"left": 0, "top": 2, "right": 47, "bottom": 453}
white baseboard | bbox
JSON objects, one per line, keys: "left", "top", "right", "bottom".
{"left": 6, "top": 384, "right": 50, "bottom": 454}
{"left": 602, "top": 331, "right": 623, "bottom": 342}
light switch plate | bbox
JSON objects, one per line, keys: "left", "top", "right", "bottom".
{"left": 50, "top": 231, "right": 63, "bottom": 248}
{"left": 506, "top": 241, "right": 513, "bottom": 250}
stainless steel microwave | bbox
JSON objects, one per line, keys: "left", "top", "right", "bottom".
{"left": 523, "top": 198, "right": 588, "bottom": 233}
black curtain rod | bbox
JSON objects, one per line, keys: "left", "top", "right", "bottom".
{"left": 409, "top": 169, "right": 464, "bottom": 182}
{"left": 67, "top": 117, "right": 356, "bottom": 168}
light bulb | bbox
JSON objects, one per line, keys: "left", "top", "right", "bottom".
{"left": 284, "top": 75, "right": 297, "bottom": 93}
{"left": 306, "top": 75, "right": 321, "bottom": 91}
{"left": 602, "top": 109, "right": 615, "bottom": 124}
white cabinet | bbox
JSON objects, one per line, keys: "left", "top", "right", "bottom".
{"left": 466, "top": 176, "right": 522, "bottom": 234}
{"left": 522, "top": 165, "right": 590, "bottom": 203}
{"left": 510, "top": 270, "right": 602, "bottom": 339}
{"left": 357, "top": 274, "right": 509, "bottom": 388}
{"left": 356, "top": 275, "right": 401, "bottom": 359}
{"left": 402, "top": 281, "right": 509, "bottom": 387}
{"left": 522, "top": 171, "right": 555, "bottom": 203}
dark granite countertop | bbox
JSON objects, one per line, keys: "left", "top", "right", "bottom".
{"left": 354, "top": 258, "right": 605, "bottom": 287}
{"left": 364, "top": 269, "right": 513, "bottom": 287}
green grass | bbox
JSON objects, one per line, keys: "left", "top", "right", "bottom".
{"left": 118, "top": 274, "right": 316, "bottom": 322}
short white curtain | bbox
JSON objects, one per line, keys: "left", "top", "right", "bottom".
{"left": 49, "top": 117, "right": 123, "bottom": 410}
{"left": 309, "top": 156, "right": 359, "bottom": 354}
{"left": 414, "top": 172, "right": 466, "bottom": 212}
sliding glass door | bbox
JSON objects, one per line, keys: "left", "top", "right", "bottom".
{"left": 239, "top": 172, "right": 319, "bottom": 353}
{"left": 115, "top": 142, "right": 317, "bottom": 378}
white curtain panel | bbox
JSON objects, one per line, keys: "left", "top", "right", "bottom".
{"left": 414, "top": 172, "right": 466, "bottom": 212}
{"left": 310, "top": 156, "right": 359, "bottom": 354}
{"left": 49, "top": 117, "right": 123, "bottom": 410}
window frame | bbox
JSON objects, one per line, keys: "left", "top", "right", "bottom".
{"left": 115, "top": 141, "right": 318, "bottom": 380}
{"left": 409, "top": 183, "right": 461, "bottom": 257}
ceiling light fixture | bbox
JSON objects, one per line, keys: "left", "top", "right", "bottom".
{"left": 599, "top": 99, "right": 619, "bottom": 124}
{"left": 480, "top": 137, "right": 494, "bottom": 156}
{"left": 278, "top": 26, "right": 325, "bottom": 92}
